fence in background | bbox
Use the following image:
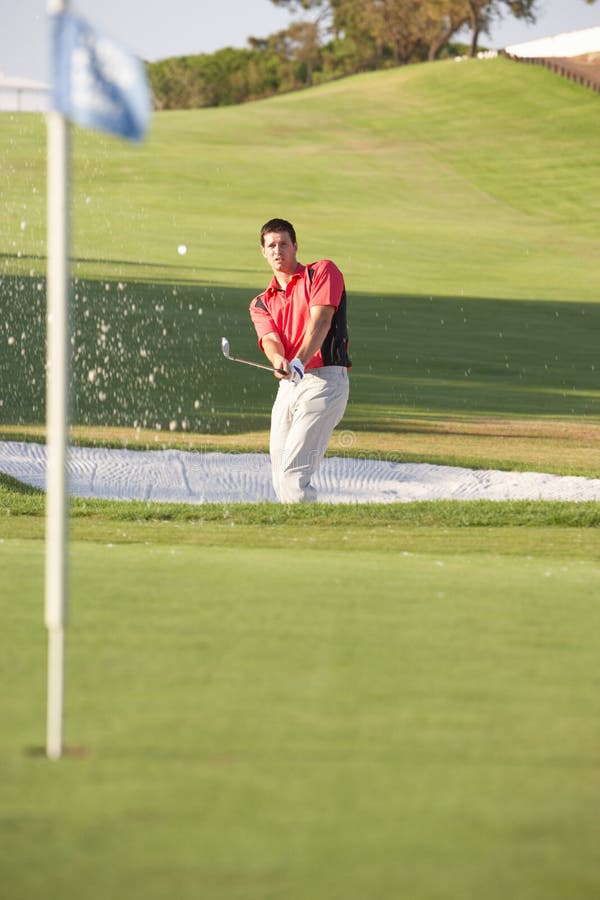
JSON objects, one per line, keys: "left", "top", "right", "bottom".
{"left": 502, "top": 51, "right": 600, "bottom": 94}
{"left": 0, "top": 78, "right": 50, "bottom": 112}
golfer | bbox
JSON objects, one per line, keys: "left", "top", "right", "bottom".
{"left": 249, "top": 218, "right": 351, "bottom": 503}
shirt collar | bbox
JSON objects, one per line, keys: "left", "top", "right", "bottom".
{"left": 267, "top": 263, "right": 305, "bottom": 293}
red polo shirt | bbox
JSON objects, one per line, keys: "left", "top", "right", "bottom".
{"left": 249, "top": 259, "right": 350, "bottom": 369}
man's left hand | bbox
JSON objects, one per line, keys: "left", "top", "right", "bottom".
{"left": 288, "top": 358, "right": 304, "bottom": 384}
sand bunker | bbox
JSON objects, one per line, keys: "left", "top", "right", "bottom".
{"left": 1, "top": 441, "right": 599, "bottom": 504}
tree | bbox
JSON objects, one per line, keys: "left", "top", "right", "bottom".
{"left": 273, "top": 0, "right": 598, "bottom": 62}
{"left": 269, "top": 1, "right": 333, "bottom": 41}
{"left": 286, "top": 21, "right": 322, "bottom": 85}
{"left": 329, "top": 0, "right": 431, "bottom": 66}
{"left": 413, "top": 0, "right": 473, "bottom": 62}
{"left": 463, "top": 1, "right": 534, "bottom": 57}
{"left": 269, "top": 0, "right": 329, "bottom": 12}
{"left": 251, "top": 22, "right": 322, "bottom": 87}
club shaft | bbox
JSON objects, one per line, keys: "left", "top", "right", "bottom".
{"left": 228, "top": 354, "right": 285, "bottom": 374}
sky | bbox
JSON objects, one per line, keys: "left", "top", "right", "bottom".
{"left": 1, "top": 0, "right": 599, "bottom": 84}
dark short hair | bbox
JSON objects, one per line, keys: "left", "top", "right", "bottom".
{"left": 260, "top": 218, "right": 296, "bottom": 246}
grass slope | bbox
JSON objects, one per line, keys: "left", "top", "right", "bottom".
{"left": 3, "top": 57, "right": 599, "bottom": 295}
{"left": 1, "top": 57, "right": 599, "bottom": 462}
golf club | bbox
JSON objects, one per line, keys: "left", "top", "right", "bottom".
{"left": 221, "top": 337, "right": 287, "bottom": 375}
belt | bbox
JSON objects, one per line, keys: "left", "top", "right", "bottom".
{"left": 305, "top": 365, "right": 347, "bottom": 376}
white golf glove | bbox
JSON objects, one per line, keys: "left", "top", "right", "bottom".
{"left": 288, "top": 357, "right": 304, "bottom": 384}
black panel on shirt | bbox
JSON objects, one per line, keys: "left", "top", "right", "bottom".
{"left": 321, "top": 289, "right": 351, "bottom": 368}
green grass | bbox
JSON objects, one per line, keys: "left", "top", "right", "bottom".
{"left": 2, "top": 469, "right": 600, "bottom": 531}
{"left": 1, "top": 57, "right": 600, "bottom": 899}
{"left": 2, "top": 528, "right": 600, "bottom": 900}
{"left": 2, "top": 57, "right": 599, "bottom": 296}
{"left": 0, "top": 277, "right": 598, "bottom": 433}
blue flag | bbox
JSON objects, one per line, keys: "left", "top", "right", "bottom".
{"left": 51, "top": 12, "right": 151, "bottom": 142}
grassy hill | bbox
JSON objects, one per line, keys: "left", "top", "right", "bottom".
{"left": 1, "top": 56, "right": 599, "bottom": 455}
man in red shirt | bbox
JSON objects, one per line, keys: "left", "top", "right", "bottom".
{"left": 249, "top": 218, "right": 351, "bottom": 503}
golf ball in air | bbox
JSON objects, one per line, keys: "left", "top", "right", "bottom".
{"left": 177, "top": 244, "right": 187, "bottom": 255}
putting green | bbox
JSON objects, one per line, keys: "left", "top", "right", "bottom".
{"left": 2, "top": 533, "right": 600, "bottom": 899}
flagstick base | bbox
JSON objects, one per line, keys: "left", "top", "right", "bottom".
{"left": 46, "top": 626, "right": 65, "bottom": 760}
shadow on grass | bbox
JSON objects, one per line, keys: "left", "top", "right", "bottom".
{"left": 0, "top": 274, "right": 598, "bottom": 432}
{"left": 0, "top": 472, "right": 43, "bottom": 495}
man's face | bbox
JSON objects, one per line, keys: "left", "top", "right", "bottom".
{"left": 261, "top": 230, "right": 298, "bottom": 276}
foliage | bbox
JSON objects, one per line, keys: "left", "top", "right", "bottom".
{"left": 149, "top": 0, "right": 596, "bottom": 108}
{"left": 148, "top": 47, "right": 282, "bottom": 109}
{"left": 330, "top": 0, "right": 470, "bottom": 66}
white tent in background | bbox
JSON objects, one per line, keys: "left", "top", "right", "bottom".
{"left": 0, "top": 73, "right": 50, "bottom": 111}
{"left": 505, "top": 26, "right": 600, "bottom": 59}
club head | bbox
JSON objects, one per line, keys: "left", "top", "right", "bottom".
{"left": 221, "top": 336, "right": 231, "bottom": 359}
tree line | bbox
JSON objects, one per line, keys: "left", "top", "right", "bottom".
{"left": 147, "top": 0, "right": 597, "bottom": 109}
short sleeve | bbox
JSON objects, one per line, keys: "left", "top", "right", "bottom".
{"left": 307, "top": 260, "right": 344, "bottom": 309}
{"left": 249, "top": 295, "right": 277, "bottom": 347}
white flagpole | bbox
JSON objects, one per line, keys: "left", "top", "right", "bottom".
{"left": 45, "top": 0, "right": 70, "bottom": 760}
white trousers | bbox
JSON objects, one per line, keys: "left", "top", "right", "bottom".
{"left": 269, "top": 366, "right": 349, "bottom": 503}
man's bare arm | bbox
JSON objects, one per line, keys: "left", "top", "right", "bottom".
{"left": 296, "top": 305, "right": 335, "bottom": 366}
{"left": 261, "top": 332, "right": 289, "bottom": 379}
{"left": 261, "top": 305, "right": 335, "bottom": 379}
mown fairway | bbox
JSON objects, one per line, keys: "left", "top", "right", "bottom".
{"left": 2, "top": 517, "right": 600, "bottom": 900}
{"left": 1, "top": 56, "right": 600, "bottom": 899}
